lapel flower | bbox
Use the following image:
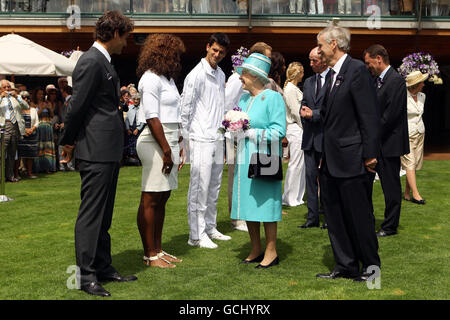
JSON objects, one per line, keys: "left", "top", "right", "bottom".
{"left": 335, "top": 75, "right": 344, "bottom": 87}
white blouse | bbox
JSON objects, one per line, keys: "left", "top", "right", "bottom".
{"left": 406, "top": 90, "right": 425, "bottom": 135}
{"left": 284, "top": 82, "right": 303, "bottom": 126}
{"left": 137, "top": 71, "right": 180, "bottom": 124}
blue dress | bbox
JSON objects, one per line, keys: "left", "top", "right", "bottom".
{"left": 230, "top": 89, "right": 286, "bottom": 222}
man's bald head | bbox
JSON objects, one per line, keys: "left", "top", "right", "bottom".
{"left": 309, "top": 46, "right": 328, "bottom": 74}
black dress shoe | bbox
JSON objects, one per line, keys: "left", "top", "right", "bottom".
{"left": 298, "top": 221, "right": 319, "bottom": 229}
{"left": 376, "top": 229, "right": 397, "bottom": 237}
{"left": 320, "top": 223, "right": 328, "bottom": 229}
{"left": 255, "top": 256, "right": 279, "bottom": 269}
{"left": 316, "top": 270, "right": 358, "bottom": 280}
{"left": 97, "top": 272, "right": 138, "bottom": 283}
{"left": 239, "top": 253, "right": 264, "bottom": 264}
{"left": 411, "top": 197, "right": 426, "bottom": 205}
{"left": 80, "top": 282, "right": 111, "bottom": 297}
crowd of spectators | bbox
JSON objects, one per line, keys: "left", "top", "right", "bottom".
{"left": 0, "top": 77, "right": 144, "bottom": 183}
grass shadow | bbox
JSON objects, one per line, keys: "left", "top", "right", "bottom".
{"left": 321, "top": 244, "right": 335, "bottom": 272}
{"left": 111, "top": 249, "right": 147, "bottom": 276}
{"left": 231, "top": 237, "right": 294, "bottom": 261}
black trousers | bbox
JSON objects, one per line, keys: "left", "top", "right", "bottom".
{"left": 304, "top": 149, "right": 322, "bottom": 224}
{"left": 368, "top": 156, "right": 402, "bottom": 233}
{"left": 75, "top": 160, "right": 120, "bottom": 285}
{"left": 320, "top": 161, "right": 380, "bottom": 275}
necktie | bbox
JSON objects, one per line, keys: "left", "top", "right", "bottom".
{"left": 316, "top": 74, "right": 322, "bottom": 97}
{"left": 326, "top": 69, "right": 336, "bottom": 97}
{"left": 7, "top": 97, "right": 16, "bottom": 124}
{"left": 376, "top": 77, "right": 383, "bottom": 89}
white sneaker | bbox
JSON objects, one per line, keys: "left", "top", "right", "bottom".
{"left": 188, "top": 237, "right": 218, "bottom": 249}
{"left": 208, "top": 230, "right": 232, "bottom": 241}
{"left": 234, "top": 224, "right": 248, "bottom": 232}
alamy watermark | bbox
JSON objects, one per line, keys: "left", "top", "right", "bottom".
{"left": 366, "top": 5, "right": 381, "bottom": 30}
{"left": 66, "top": 265, "right": 80, "bottom": 289}
{"left": 366, "top": 265, "right": 381, "bottom": 289}
{"left": 66, "top": 5, "right": 81, "bottom": 30}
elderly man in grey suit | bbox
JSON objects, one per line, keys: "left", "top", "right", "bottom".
{"left": 1, "top": 80, "right": 28, "bottom": 182}
{"left": 60, "top": 11, "right": 136, "bottom": 297}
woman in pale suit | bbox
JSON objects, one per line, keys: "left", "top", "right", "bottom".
{"left": 282, "top": 62, "right": 306, "bottom": 207}
{"left": 401, "top": 71, "right": 428, "bottom": 205}
{"left": 136, "top": 34, "right": 186, "bottom": 268}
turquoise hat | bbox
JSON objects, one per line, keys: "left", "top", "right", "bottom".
{"left": 235, "top": 53, "right": 271, "bottom": 84}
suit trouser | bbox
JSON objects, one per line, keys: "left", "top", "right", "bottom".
{"left": 368, "top": 156, "right": 402, "bottom": 233}
{"left": 75, "top": 160, "right": 120, "bottom": 285}
{"left": 304, "top": 148, "right": 322, "bottom": 224}
{"left": 188, "top": 140, "right": 223, "bottom": 241}
{"left": 320, "top": 161, "right": 380, "bottom": 275}
{"left": 282, "top": 124, "right": 306, "bottom": 206}
{"left": 3, "top": 121, "right": 19, "bottom": 180}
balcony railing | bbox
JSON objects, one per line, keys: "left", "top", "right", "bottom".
{"left": 0, "top": 0, "right": 448, "bottom": 18}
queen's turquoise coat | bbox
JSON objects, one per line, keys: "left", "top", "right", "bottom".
{"left": 231, "top": 89, "right": 286, "bottom": 222}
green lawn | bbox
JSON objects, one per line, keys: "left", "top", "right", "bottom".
{"left": 0, "top": 161, "right": 449, "bottom": 300}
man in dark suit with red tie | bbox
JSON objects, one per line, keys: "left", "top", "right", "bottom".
{"left": 315, "top": 26, "right": 381, "bottom": 281}
{"left": 298, "top": 46, "right": 330, "bottom": 229}
{"left": 364, "top": 44, "right": 410, "bottom": 237}
{"left": 60, "top": 11, "right": 136, "bottom": 297}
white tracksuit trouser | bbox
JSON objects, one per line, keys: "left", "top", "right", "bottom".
{"left": 188, "top": 139, "right": 224, "bottom": 241}
{"left": 282, "top": 123, "right": 306, "bottom": 207}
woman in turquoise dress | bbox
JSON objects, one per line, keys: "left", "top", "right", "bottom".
{"left": 230, "top": 53, "right": 286, "bottom": 268}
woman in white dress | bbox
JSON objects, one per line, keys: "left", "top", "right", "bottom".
{"left": 282, "top": 62, "right": 306, "bottom": 207}
{"left": 136, "top": 34, "right": 186, "bottom": 268}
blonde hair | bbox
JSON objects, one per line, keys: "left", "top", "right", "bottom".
{"left": 284, "top": 62, "right": 304, "bottom": 89}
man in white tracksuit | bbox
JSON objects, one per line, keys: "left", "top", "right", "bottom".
{"left": 181, "top": 33, "right": 232, "bottom": 249}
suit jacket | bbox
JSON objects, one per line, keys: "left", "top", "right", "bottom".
{"left": 321, "top": 55, "right": 380, "bottom": 178}
{"left": 301, "top": 71, "right": 330, "bottom": 152}
{"left": 376, "top": 67, "right": 410, "bottom": 157}
{"left": 0, "top": 95, "right": 29, "bottom": 136}
{"left": 59, "top": 46, "right": 123, "bottom": 162}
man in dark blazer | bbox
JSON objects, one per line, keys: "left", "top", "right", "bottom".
{"left": 299, "top": 46, "right": 330, "bottom": 229}
{"left": 60, "top": 11, "right": 135, "bottom": 297}
{"left": 364, "top": 44, "right": 410, "bottom": 237}
{"left": 315, "top": 26, "right": 381, "bottom": 281}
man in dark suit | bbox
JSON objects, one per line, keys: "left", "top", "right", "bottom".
{"left": 364, "top": 44, "right": 409, "bottom": 237}
{"left": 60, "top": 11, "right": 136, "bottom": 297}
{"left": 315, "top": 26, "right": 381, "bottom": 281}
{"left": 298, "top": 46, "right": 330, "bottom": 229}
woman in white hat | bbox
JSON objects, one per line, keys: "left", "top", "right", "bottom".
{"left": 232, "top": 53, "right": 286, "bottom": 268}
{"left": 401, "top": 70, "right": 428, "bottom": 205}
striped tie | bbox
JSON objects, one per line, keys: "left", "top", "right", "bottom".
{"left": 7, "top": 97, "right": 16, "bottom": 124}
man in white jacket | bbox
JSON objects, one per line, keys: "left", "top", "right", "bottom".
{"left": 181, "top": 33, "right": 232, "bottom": 249}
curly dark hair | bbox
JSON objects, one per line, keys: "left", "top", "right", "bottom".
{"left": 94, "top": 11, "right": 134, "bottom": 43}
{"left": 269, "top": 51, "right": 286, "bottom": 86}
{"left": 137, "top": 34, "right": 186, "bottom": 80}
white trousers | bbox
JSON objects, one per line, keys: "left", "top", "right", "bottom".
{"left": 282, "top": 124, "right": 306, "bottom": 207}
{"left": 188, "top": 140, "right": 224, "bottom": 241}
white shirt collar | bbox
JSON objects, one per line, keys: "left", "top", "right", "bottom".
{"left": 319, "top": 68, "right": 330, "bottom": 79}
{"left": 92, "top": 41, "right": 111, "bottom": 63}
{"left": 379, "top": 65, "right": 391, "bottom": 80}
{"left": 332, "top": 53, "right": 348, "bottom": 76}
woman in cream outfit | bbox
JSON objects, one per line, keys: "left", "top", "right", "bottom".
{"left": 401, "top": 71, "right": 428, "bottom": 205}
{"left": 282, "top": 62, "right": 306, "bottom": 207}
{"left": 136, "top": 34, "right": 186, "bottom": 268}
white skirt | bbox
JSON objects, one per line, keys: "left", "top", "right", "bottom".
{"left": 136, "top": 123, "right": 180, "bottom": 192}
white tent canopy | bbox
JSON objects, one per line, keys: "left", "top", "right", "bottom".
{"left": 0, "top": 34, "right": 76, "bottom": 76}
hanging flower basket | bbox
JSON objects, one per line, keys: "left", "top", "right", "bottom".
{"left": 398, "top": 52, "right": 443, "bottom": 85}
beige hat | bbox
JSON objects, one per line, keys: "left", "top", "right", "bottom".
{"left": 406, "top": 70, "right": 429, "bottom": 87}
{"left": 46, "top": 84, "right": 57, "bottom": 92}
{"left": 10, "top": 82, "right": 20, "bottom": 92}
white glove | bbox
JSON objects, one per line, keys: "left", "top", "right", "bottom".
{"left": 224, "top": 131, "right": 232, "bottom": 140}
{"left": 244, "top": 128, "right": 257, "bottom": 142}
